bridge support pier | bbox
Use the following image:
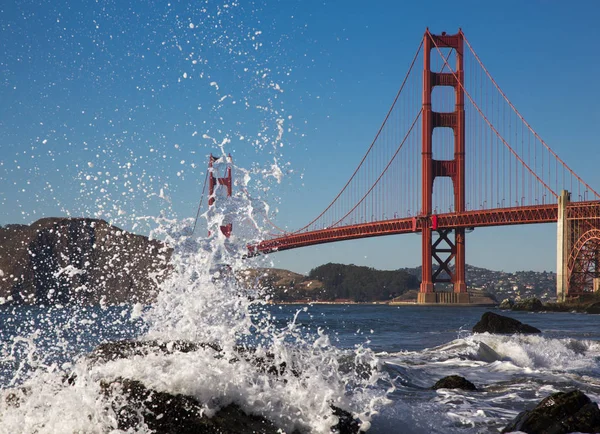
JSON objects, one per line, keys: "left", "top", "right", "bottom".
{"left": 556, "top": 190, "right": 571, "bottom": 302}
{"left": 417, "top": 292, "right": 469, "bottom": 304}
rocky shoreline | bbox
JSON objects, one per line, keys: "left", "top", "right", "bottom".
{"left": 499, "top": 296, "right": 600, "bottom": 314}
{"left": 2, "top": 311, "right": 600, "bottom": 434}
{"left": 4, "top": 310, "right": 599, "bottom": 433}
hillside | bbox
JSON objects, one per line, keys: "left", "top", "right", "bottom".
{"left": 247, "top": 263, "right": 558, "bottom": 304}
{"left": 238, "top": 267, "right": 324, "bottom": 302}
{"left": 243, "top": 263, "right": 420, "bottom": 303}
{"left": 399, "top": 264, "right": 557, "bottom": 302}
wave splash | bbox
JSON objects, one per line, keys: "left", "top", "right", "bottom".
{"left": 0, "top": 145, "right": 390, "bottom": 434}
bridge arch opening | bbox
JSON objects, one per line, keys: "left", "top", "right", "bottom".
{"left": 431, "top": 86, "right": 456, "bottom": 114}
{"left": 432, "top": 127, "right": 455, "bottom": 161}
{"left": 430, "top": 47, "right": 457, "bottom": 75}
{"left": 568, "top": 228, "right": 600, "bottom": 295}
{"left": 432, "top": 176, "right": 455, "bottom": 214}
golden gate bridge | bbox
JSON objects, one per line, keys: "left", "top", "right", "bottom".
{"left": 205, "top": 29, "right": 600, "bottom": 304}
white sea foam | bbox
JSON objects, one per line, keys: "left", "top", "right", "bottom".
{"left": 391, "top": 332, "right": 600, "bottom": 373}
{"left": 378, "top": 330, "right": 600, "bottom": 433}
{"left": 469, "top": 333, "right": 600, "bottom": 372}
{"left": 133, "top": 179, "right": 390, "bottom": 431}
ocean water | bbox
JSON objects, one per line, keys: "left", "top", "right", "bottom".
{"left": 272, "top": 304, "right": 600, "bottom": 433}
{"left": 2, "top": 300, "right": 600, "bottom": 433}
{"left": 3, "top": 2, "right": 598, "bottom": 432}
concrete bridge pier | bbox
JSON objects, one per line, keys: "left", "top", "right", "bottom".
{"left": 556, "top": 190, "right": 571, "bottom": 302}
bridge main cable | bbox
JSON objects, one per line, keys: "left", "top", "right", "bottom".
{"left": 463, "top": 35, "right": 600, "bottom": 200}
{"left": 429, "top": 30, "right": 558, "bottom": 200}
{"left": 327, "top": 109, "right": 422, "bottom": 228}
{"left": 285, "top": 38, "right": 425, "bottom": 235}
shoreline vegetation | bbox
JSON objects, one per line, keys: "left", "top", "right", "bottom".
{"left": 242, "top": 266, "right": 499, "bottom": 306}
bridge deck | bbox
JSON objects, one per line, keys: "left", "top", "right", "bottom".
{"left": 250, "top": 201, "right": 600, "bottom": 255}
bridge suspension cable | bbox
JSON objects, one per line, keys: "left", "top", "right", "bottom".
{"left": 192, "top": 170, "right": 209, "bottom": 234}
{"left": 328, "top": 109, "right": 423, "bottom": 228}
{"left": 463, "top": 35, "right": 600, "bottom": 200}
{"left": 254, "top": 30, "right": 600, "bottom": 252}
{"left": 429, "top": 32, "right": 559, "bottom": 204}
{"left": 286, "top": 38, "right": 425, "bottom": 234}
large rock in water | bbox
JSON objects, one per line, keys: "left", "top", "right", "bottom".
{"left": 502, "top": 390, "right": 600, "bottom": 433}
{"left": 432, "top": 375, "right": 477, "bottom": 391}
{"left": 585, "top": 301, "right": 600, "bottom": 315}
{"left": 512, "top": 297, "right": 544, "bottom": 312}
{"left": 87, "top": 340, "right": 297, "bottom": 377}
{"left": 101, "top": 378, "right": 359, "bottom": 434}
{"left": 472, "top": 312, "right": 541, "bottom": 334}
{"left": 0, "top": 218, "right": 170, "bottom": 305}
{"left": 499, "top": 298, "right": 514, "bottom": 310}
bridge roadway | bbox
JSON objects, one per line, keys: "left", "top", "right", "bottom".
{"left": 249, "top": 200, "right": 600, "bottom": 255}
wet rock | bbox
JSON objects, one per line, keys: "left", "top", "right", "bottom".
{"left": 101, "top": 378, "right": 360, "bottom": 434}
{"left": 90, "top": 341, "right": 360, "bottom": 433}
{"left": 88, "top": 340, "right": 297, "bottom": 377}
{"left": 88, "top": 340, "right": 217, "bottom": 365}
{"left": 585, "top": 301, "right": 600, "bottom": 315}
{"left": 101, "top": 377, "right": 282, "bottom": 434}
{"left": 0, "top": 217, "right": 170, "bottom": 305}
{"left": 502, "top": 389, "right": 600, "bottom": 434}
{"left": 512, "top": 297, "right": 543, "bottom": 312}
{"left": 331, "top": 405, "right": 361, "bottom": 434}
{"left": 432, "top": 375, "right": 477, "bottom": 391}
{"left": 499, "top": 298, "right": 514, "bottom": 310}
{"left": 472, "top": 312, "right": 541, "bottom": 334}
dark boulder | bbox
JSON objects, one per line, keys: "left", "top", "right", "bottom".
{"left": 585, "top": 302, "right": 600, "bottom": 315}
{"left": 101, "top": 377, "right": 281, "bottom": 434}
{"left": 502, "top": 389, "right": 600, "bottom": 433}
{"left": 512, "top": 297, "right": 544, "bottom": 312}
{"left": 88, "top": 340, "right": 297, "bottom": 377}
{"left": 88, "top": 340, "right": 360, "bottom": 433}
{"left": 101, "top": 377, "right": 360, "bottom": 434}
{"left": 432, "top": 375, "right": 477, "bottom": 391}
{"left": 88, "top": 340, "right": 216, "bottom": 365}
{"left": 473, "top": 312, "right": 541, "bottom": 334}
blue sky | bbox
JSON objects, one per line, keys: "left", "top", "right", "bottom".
{"left": 1, "top": 0, "right": 599, "bottom": 275}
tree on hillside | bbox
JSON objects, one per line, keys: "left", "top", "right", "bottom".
{"left": 307, "top": 263, "right": 419, "bottom": 302}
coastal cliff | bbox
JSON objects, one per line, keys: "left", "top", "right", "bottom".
{"left": 0, "top": 218, "right": 170, "bottom": 305}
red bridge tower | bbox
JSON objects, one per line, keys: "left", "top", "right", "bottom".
{"left": 418, "top": 29, "right": 469, "bottom": 304}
